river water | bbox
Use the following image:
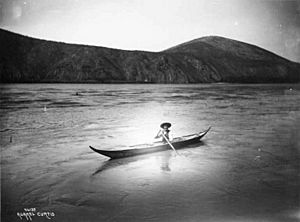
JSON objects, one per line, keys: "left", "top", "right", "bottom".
{"left": 1, "top": 84, "right": 299, "bottom": 222}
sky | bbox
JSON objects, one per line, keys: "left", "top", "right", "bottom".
{"left": 0, "top": 0, "right": 300, "bottom": 62}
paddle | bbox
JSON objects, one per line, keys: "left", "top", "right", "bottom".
{"left": 161, "top": 132, "right": 179, "bottom": 155}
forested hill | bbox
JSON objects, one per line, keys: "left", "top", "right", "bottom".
{"left": 1, "top": 29, "right": 299, "bottom": 83}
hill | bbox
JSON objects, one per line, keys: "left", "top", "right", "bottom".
{"left": 0, "top": 29, "right": 299, "bottom": 83}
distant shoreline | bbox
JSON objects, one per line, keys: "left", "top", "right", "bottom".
{"left": 1, "top": 82, "right": 299, "bottom": 85}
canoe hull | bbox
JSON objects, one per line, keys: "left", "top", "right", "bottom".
{"left": 90, "top": 127, "right": 210, "bottom": 159}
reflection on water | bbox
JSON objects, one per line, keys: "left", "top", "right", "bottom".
{"left": 92, "top": 151, "right": 174, "bottom": 175}
{"left": 1, "top": 83, "right": 300, "bottom": 222}
{"left": 160, "top": 151, "right": 172, "bottom": 171}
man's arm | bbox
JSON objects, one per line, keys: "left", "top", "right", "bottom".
{"left": 155, "top": 130, "right": 161, "bottom": 139}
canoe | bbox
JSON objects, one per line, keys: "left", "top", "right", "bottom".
{"left": 90, "top": 127, "right": 211, "bottom": 159}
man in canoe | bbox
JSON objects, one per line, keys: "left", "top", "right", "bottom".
{"left": 155, "top": 122, "right": 172, "bottom": 143}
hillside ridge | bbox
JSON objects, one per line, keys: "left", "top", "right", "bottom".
{"left": 1, "top": 29, "right": 299, "bottom": 83}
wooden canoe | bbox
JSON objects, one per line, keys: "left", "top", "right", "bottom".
{"left": 89, "top": 127, "right": 211, "bottom": 159}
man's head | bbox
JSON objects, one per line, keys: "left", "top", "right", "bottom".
{"left": 160, "top": 122, "right": 171, "bottom": 130}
